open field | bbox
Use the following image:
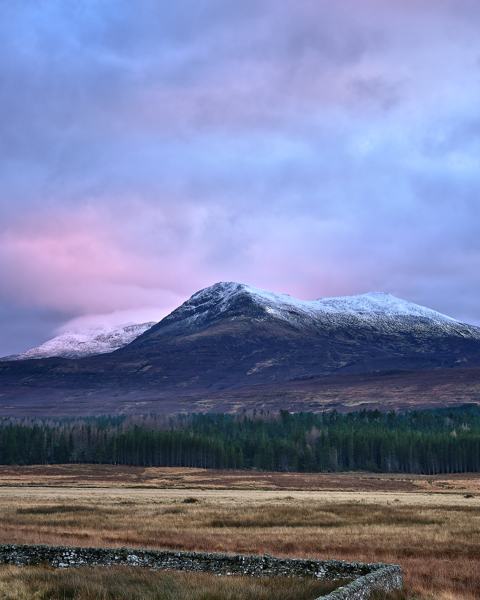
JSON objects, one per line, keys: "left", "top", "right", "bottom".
{"left": 0, "top": 467, "right": 479, "bottom": 599}
{"left": 1, "top": 464, "right": 480, "bottom": 494}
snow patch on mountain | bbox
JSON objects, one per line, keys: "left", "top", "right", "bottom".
{"left": 1, "top": 322, "right": 156, "bottom": 361}
{"left": 245, "top": 286, "right": 458, "bottom": 322}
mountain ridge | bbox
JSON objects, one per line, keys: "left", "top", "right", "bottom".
{"left": 1, "top": 281, "right": 480, "bottom": 416}
{"left": 129, "top": 282, "right": 479, "bottom": 343}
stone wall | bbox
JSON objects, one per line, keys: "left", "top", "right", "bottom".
{"left": 0, "top": 544, "right": 403, "bottom": 600}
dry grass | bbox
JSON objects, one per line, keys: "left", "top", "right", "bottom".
{"left": 0, "top": 468, "right": 479, "bottom": 599}
{"left": 1, "top": 464, "right": 480, "bottom": 494}
{"left": 0, "top": 565, "right": 347, "bottom": 600}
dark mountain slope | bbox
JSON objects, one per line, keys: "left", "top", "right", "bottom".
{"left": 1, "top": 282, "right": 480, "bottom": 415}
{"left": 111, "top": 282, "right": 480, "bottom": 387}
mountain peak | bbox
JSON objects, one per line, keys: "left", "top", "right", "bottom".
{"left": 2, "top": 282, "right": 480, "bottom": 414}
{"left": 144, "top": 281, "right": 475, "bottom": 342}
{"left": 190, "top": 282, "right": 457, "bottom": 320}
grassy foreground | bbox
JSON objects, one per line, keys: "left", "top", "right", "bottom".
{"left": 0, "top": 566, "right": 348, "bottom": 600}
{"left": 0, "top": 467, "right": 479, "bottom": 599}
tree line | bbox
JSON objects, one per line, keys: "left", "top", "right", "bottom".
{"left": 1, "top": 405, "right": 480, "bottom": 474}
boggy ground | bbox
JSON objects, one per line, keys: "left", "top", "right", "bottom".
{"left": 0, "top": 467, "right": 479, "bottom": 599}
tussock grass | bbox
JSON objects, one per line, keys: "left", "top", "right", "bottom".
{"left": 0, "top": 565, "right": 346, "bottom": 600}
{"left": 209, "top": 504, "right": 443, "bottom": 528}
{"left": 16, "top": 505, "right": 102, "bottom": 515}
{"left": 0, "top": 484, "right": 479, "bottom": 599}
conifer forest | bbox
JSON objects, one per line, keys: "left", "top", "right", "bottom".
{"left": 1, "top": 406, "right": 480, "bottom": 475}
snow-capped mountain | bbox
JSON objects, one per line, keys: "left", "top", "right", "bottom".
{"left": 2, "top": 282, "right": 480, "bottom": 417}
{"left": 137, "top": 282, "right": 480, "bottom": 342}
{"left": 117, "top": 281, "right": 480, "bottom": 388}
{"left": 2, "top": 322, "right": 156, "bottom": 361}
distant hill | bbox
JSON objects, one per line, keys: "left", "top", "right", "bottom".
{"left": 1, "top": 322, "right": 156, "bottom": 361}
{"left": 1, "top": 282, "right": 480, "bottom": 415}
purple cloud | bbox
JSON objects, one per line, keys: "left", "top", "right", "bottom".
{"left": 1, "top": 0, "right": 480, "bottom": 355}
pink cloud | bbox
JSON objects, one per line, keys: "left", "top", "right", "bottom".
{"left": 0, "top": 205, "right": 205, "bottom": 318}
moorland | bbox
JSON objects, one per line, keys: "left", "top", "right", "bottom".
{"left": 0, "top": 466, "right": 478, "bottom": 599}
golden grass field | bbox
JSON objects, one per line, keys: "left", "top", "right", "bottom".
{"left": 0, "top": 465, "right": 479, "bottom": 600}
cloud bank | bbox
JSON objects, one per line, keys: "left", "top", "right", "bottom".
{"left": 1, "top": 0, "right": 480, "bottom": 354}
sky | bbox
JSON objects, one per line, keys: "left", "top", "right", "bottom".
{"left": 1, "top": 0, "right": 480, "bottom": 356}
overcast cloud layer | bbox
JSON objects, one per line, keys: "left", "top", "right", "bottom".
{"left": 1, "top": 0, "right": 480, "bottom": 355}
